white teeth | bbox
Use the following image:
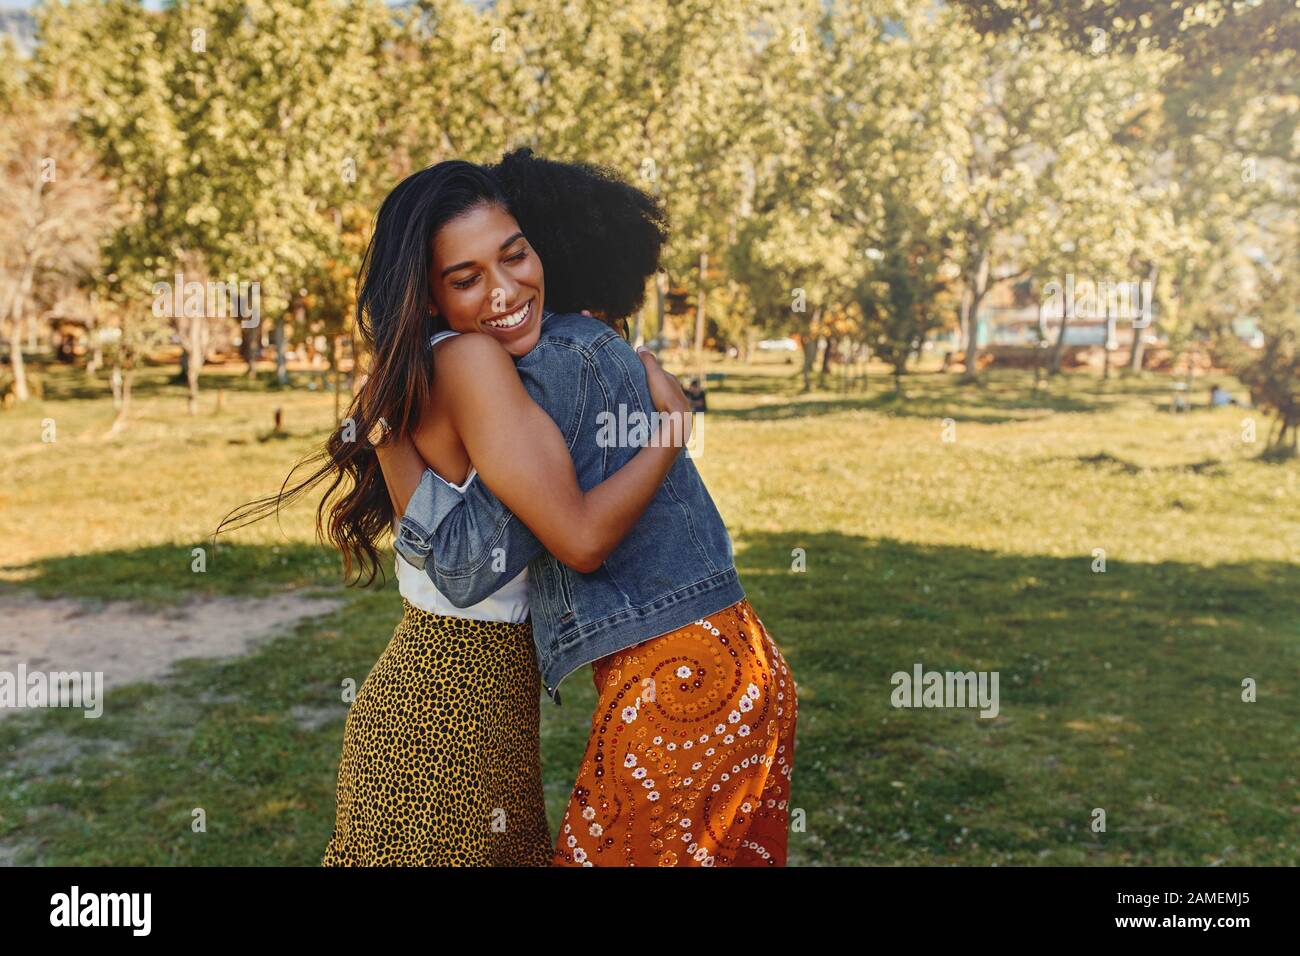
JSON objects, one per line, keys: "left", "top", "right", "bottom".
{"left": 485, "top": 302, "right": 529, "bottom": 329}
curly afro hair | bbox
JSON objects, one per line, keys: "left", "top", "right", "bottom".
{"left": 490, "top": 148, "right": 669, "bottom": 324}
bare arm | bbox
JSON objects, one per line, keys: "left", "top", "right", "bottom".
{"left": 373, "top": 431, "right": 427, "bottom": 518}
{"left": 422, "top": 333, "right": 690, "bottom": 573}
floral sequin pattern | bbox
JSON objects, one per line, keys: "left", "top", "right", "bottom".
{"left": 552, "top": 598, "right": 797, "bottom": 867}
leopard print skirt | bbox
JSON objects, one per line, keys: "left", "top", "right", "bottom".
{"left": 321, "top": 600, "right": 552, "bottom": 866}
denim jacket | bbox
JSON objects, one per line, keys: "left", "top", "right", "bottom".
{"left": 393, "top": 311, "right": 745, "bottom": 703}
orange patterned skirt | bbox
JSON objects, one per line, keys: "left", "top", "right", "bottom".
{"left": 552, "top": 598, "right": 797, "bottom": 867}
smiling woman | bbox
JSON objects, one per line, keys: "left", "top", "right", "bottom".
{"left": 430, "top": 204, "right": 545, "bottom": 354}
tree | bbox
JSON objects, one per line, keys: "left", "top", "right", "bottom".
{"left": 0, "top": 50, "right": 116, "bottom": 402}
{"left": 1224, "top": 261, "right": 1300, "bottom": 455}
{"left": 918, "top": 17, "right": 1165, "bottom": 382}
{"left": 954, "top": 0, "right": 1299, "bottom": 382}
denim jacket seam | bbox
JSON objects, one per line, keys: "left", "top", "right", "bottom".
{"left": 661, "top": 466, "right": 715, "bottom": 570}
{"left": 521, "top": 338, "right": 594, "bottom": 450}
{"left": 570, "top": 349, "right": 595, "bottom": 449}
{"left": 611, "top": 342, "right": 715, "bottom": 570}
{"left": 593, "top": 350, "right": 613, "bottom": 476}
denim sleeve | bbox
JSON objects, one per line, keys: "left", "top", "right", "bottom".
{"left": 393, "top": 469, "right": 543, "bottom": 607}
{"left": 391, "top": 339, "right": 588, "bottom": 607}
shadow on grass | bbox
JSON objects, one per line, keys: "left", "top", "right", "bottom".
{"left": 1050, "top": 451, "right": 1232, "bottom": 477}
{"left": 0, "top": 542, "right": 352, "bottom": 606}
{"left": 0, "top": 532, "right": 1295, "bottom": 865}
{"left": 733, "top": 531, "right": 1300, "bottom": 864}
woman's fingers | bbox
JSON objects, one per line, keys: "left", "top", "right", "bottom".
{"left": 637, "top": 347, "right": 689, "bottom": 416}
{"left": 636, "top": 346, "right": 663, "bottom": 378}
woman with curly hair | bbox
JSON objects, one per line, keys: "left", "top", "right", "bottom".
{"left": 393, "top": 150, "right": 799, "bottom": 867}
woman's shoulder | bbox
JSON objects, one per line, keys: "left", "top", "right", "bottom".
{"left": 431, "top": 333, "right": 518, "bottom": 402}
{"left": 434, "top": 330, "right": 514, "bottom": 365}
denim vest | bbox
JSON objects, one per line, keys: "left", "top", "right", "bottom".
{"left": 393, "top": 311, "right": 745, "bottom": 703}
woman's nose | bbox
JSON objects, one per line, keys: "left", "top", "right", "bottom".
{"left": 487, "top": 272, "right": 520, "bottom": 310}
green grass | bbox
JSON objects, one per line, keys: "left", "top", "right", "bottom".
{"left": 0, "top": 358, "right": 1296, "bottom": 865}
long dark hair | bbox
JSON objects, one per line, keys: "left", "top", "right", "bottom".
{"left": 217, "top": 153, "right": 668, "bottom": 586}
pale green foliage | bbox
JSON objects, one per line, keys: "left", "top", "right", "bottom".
{"left": 7, "top": 0, "right": 1292, "bottom": 399}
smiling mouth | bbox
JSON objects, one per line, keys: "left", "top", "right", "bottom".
{"left": 484, "top": 299, "right": 531, "bottom": 331}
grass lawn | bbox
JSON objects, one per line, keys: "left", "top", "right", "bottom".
{"left": 1, "top": 356, "right": 1296, "bottom": 865}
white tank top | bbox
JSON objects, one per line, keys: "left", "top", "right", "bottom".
{"left": 393, "top": 328, "right": 529, "bottom": 623}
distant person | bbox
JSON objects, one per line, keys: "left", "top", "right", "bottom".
{"left": 1210, "top": 385, "right": 1238, "bottom": 407}
{"left": 685, "top": 376, "right": 708, "bottom": 412}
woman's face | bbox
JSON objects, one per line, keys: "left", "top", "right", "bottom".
{"left": 429, "top": 202, "right": 545, "bottom": 357}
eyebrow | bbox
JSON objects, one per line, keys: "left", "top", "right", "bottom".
{"left": 439, "top": 231, "right": 526, "bottom": 278}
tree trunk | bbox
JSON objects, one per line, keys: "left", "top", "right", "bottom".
{"left": 275, "top": 309, "right": 292, "bottom": 386}
{"left": 330, "top": 334, "right": 341, "bottom": 423}
{"left": 186, "top": 313, "right": 204, "bottom": 415}
{"left": 632, "top": 275, "right": 651, "bottom": 348}
{"left": 1102, "top": 299, "right": 1113, "bottom": 381}
{"left": 820, "top": 334, "right": 835, "bottom": 380}
{"left": 655, "top": 269, "right": 667, "bottom": 345}
{"left": 958, "top": 288, "right": 971, "bottom": 378}
{"left": 800, "top": 308, "right": 821, "bottom": 392}
{"left": 4, "top": 258, "right": 36, "bottom": 401}
{"left": 6, "top": 317, "right": 29, "bottom": 401}
{"left": 956, "top": 290, "right": 982, "bottom": 382}
{"left": 106, "top": 367, "right": 133, "bottom": 438}
{"left": 694, "top": 246, "right": 707, "bottom": 380}
{"left": 630, "top": 307, "right": 644, "bottom": 348}
{"left": 1128, "top": 262, "right": 1158, "bottom": 373}
{"left": 346, "top": 335, "right": 359, "bottom": 394}
{"left": 1049, "top": 293, "right": 1071, "bottom": 375}
{"left": 959, "top": 251, "right": 989, "bottom": 383}
{"left": 1127, "top": 322, "right": 1146, "bottom": 373}
{"left": 241, "top": 317, "right": 260, "bottom": 376}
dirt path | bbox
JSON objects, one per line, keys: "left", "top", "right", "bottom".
{"left": 0, "top": 592, "right": 343, "bottom": 715}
